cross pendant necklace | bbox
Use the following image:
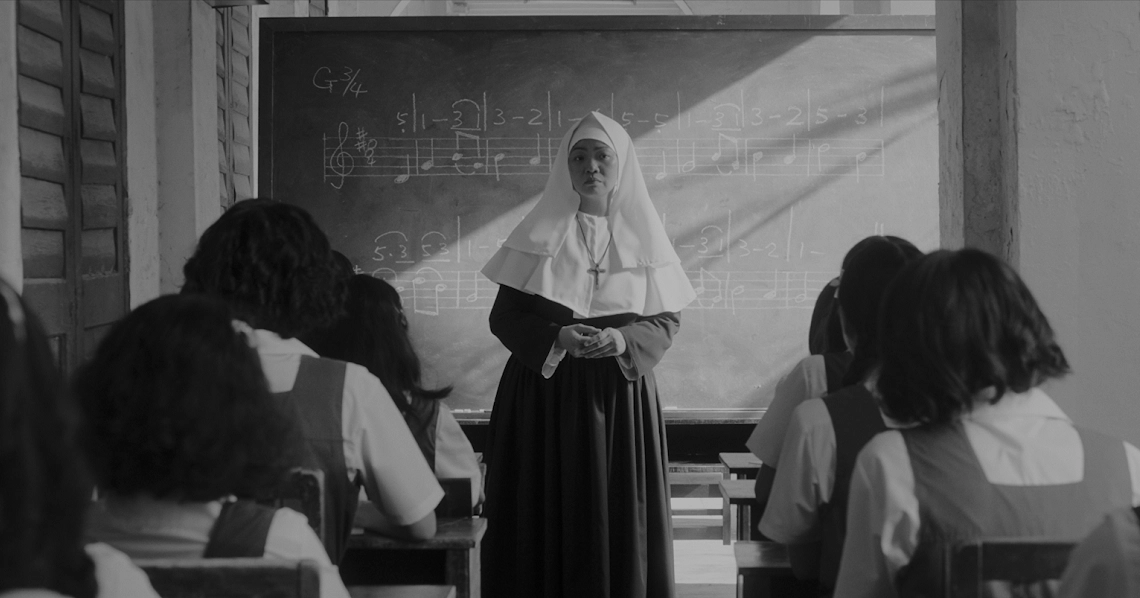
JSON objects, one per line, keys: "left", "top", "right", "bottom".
{"left": 577, "top": 215, "right": 613, "bottom": 290}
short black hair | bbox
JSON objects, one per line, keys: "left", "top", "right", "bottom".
{"left": 876, "top": 248, "right": 1070, "bottom": 425}
{"left": 76, "top": 293, "right": 296, "bottom": 501}
{"left": 0, "top": 280, "right": 97, "bottom": 598}
{"left": 306, "top": 275, "right": 451, "bottom": 408}
{"left": 836, "top": 235, "right": 923, "bottom": 385}
{"left": 182, "top": 198, "right": 345, "bottom": 338}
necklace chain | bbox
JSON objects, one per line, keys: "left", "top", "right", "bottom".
{"left": 577, "top": 215, "right": 613, "bottom": 290}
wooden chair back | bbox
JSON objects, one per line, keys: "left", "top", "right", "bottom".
{"left": 946, "top": 538, "right": 1078, "bottom": 598}
{"left": 136, "top": 557, "right": 321, "bottom": 598}
{"left": 259, "top": 468, "right": 325, "bottom": 544}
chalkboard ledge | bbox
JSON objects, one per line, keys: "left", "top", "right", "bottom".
{"left": 453, "top": 408, "right": 764, "bottom": 425}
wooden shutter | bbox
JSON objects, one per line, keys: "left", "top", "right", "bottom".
{"left": 17, "top": 0, "right": 127, "bottom": 370}
{"left": 218, "top": 6, "right": 253, "bottom": 208}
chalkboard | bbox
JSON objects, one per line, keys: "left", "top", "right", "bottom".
{"left": 259, "top": 15, "right": 938, "bottom": 414}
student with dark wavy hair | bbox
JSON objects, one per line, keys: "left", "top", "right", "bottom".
{"left": 182, "top": 199, "right": 442, "bottom": 563}
{"left": 834, "top": 249, "right": 1140, "bottom": 598}
{"left": 79, "top": 294, "right": 349, "bottom": 598}
{"left": 306, "top": 275, "right": 483, "bottom": 510}
{"left": 758, "top": 235, "right": 921, "bottom": 593}
{"left": 0, "top": 280, "right": 158, "bottom": 598}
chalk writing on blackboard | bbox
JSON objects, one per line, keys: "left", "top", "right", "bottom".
{"left": 311, "top": 66, "right": 368, "bottom": 98}
{"left": 322, "top": 130, "right": 884, "bottom": 186}
{"left": 326, "top": 122, "right": 352, "bottom": 190}
{"left": 363, "top": 266, "right": 834, "bottom": 317}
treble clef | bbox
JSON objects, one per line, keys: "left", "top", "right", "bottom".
{"left": 328, "top": 122, "right": 353, "bottom": 190}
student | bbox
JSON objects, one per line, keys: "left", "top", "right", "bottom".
{"left": 1057, "top": 505, "right": 1140, "bottom": 597}
{"left": 834, "top": 249, "right": 1140, "bottom": 598}
{"left": 181, "top": 198, "right": 443, "bottom": 562}
{"left": 79, "top": 295, "right": 347, "bottom": 598}
{"left": 305, "top": 274, "right": 483, "bottom": 510}
{"left": 0, "top": 280, "right": 159, "bottom": 598}
{"left": 757, "top": 236, "right": 922, "bottom": 592}
{"left": 745, "top": 236, "right": 902, "bottom": 526}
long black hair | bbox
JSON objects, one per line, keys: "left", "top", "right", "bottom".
{"left": 307, "top": 275, "right": 452, "bottom": 410}
{"left": 0, "top": 280, "right": 97, "bottom": 598}
{"left": 876, "top": 249, "right": 1070, "bottom": 425}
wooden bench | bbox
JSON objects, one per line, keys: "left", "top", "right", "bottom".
{"left": 719, "top": 478, "right": 756, "bottom": 542}
{"left": 734, "top": 541, "right": 817, "bottom": 598}
{"left": 341, "top": 517, "right": 487, "bottom": 598}
{"left": 946, "top": 538, "right": 1078, "bottom": 598}
{"left": 669, "top": 461, "right": 728, "bottom": 541}
{"left": 348, "top": 586, "right": 456, "bottom": 598}
{"left": 719, "top": 452, "right": 763, "bottom": 480}
{"left": 136, "top": 557, "right": 320, "bottom": 598}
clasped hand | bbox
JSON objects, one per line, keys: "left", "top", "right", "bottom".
{"left": 557, "top": 324, "right": 626, "bottom": 359}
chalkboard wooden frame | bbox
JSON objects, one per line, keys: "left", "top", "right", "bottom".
{"left": 257, "top": 15, "right": 936, "bottom": 423}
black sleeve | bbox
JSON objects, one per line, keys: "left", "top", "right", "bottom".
{"left": 488, "top": 285, "right": 562, "bottom": 375}
{"left": 616, "top": 310, "right": 680, "bottom": 377}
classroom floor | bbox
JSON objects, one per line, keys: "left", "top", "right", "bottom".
{"left": 674, "top": 539, "right": 736, "bottom": 597}
{"left": 672, "top": 497, "right": 737, "bottom": 598}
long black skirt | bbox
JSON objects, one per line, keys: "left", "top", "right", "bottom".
{"left": 481, "top": 343, "right": 675, "bottom": 597}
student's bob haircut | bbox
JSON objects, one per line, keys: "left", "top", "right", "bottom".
{"left": 76, "top": 294, "right": 297, "bottom": 501}
{"left": 836, "top": 235, "right": 922, "bottom": 386}
{"left": 875, "top": 248, "right": 1070, "bottom": 426}
{"left": 181, "top": 198, "right": 345, "bottom": 339}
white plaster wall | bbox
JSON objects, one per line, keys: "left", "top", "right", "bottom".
{"left": 154, "top": 0, "right": 221, "bottom": 294}
{"left": 1014, "top": 0, "right": 1140, "bottom": 446}
{"left": 126, "top": 0, "right": 160, "bottom": 307}
{"left": 935, "top": 0, "right": 963, "bottom": 249}
{"left": 0, "top": 1, "right": 21, "bottom": 291}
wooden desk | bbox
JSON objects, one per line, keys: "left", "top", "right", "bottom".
{"left": 348, "top": 586, "right": 456, "bottom": 598}
{"left": 735, "top": 541, "right": 817, "bottom": 598}
{"left": 719, "top": 479, "right": 756, "bottom": 542}
{"left": 719, "top": 452, "right": 763, "bottom": 480}
{"left": 342, "top": 518, "right": 486, "bottom": 598}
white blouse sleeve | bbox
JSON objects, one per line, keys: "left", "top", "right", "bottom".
{"left": 434, "top": 406, "right": 484, "bottom": 508}
{"left": 263, "top": 508, "right": 351, "bottom": 598}
{"left": 341, "top": 363, "right": 444, "bottom": 526}
{"left": 86, "top": 543, "right": 161, "bottom": 598}
{"left": 833, "top": 431, "right": 919, "bottom": 598}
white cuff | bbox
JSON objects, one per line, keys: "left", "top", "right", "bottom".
{"left": 616, "top": 352, "right": 637, "bottom": 381}
{"left": 541, "top": 342, "right": 567, "bottom": 379}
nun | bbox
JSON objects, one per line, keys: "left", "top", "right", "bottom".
{"left": 479, "top": 111, "right": 695, "bottom": 597}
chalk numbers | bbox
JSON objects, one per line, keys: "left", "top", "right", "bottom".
{"left": 312, "top": 66, "right": 368, "bottom": 98}
{"left": 374, "top": 231, "right": 455, "bottom": 264}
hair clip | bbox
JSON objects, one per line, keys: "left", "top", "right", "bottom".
{"left": 0, "top": 284, "right": 26, "bottom": 344}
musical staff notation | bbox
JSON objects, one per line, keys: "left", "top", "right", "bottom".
{"left": 369, "top": 267, "right": 836, "bottom": 317}
{"left": 322, "top": 126, "right": 885, "bottom": 187}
